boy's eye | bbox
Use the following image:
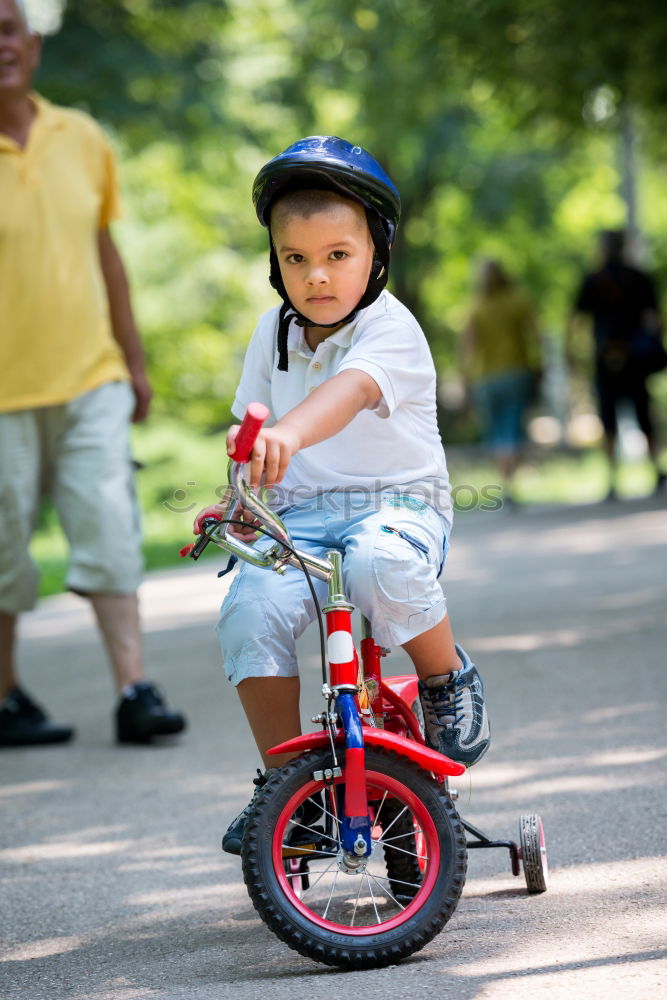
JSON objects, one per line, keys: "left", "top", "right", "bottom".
{"left": 330, "top": 250, "right": 348, "bottom": 261}
{"left": 285, "top": 253, "right": 304, "bottom": 264}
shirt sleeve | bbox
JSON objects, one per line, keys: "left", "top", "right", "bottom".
{"left": 98, "top": 133, "right": 120, "bottom": 229}
{"left": 231, "top": 316, "right": 276, "bottom": 422}
{"left": 336, "top": 317, "right": 433, "bottom": 418}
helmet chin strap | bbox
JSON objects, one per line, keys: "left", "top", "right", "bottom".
{"left": 269, "top": 209, "right": 391, "bottom": 372}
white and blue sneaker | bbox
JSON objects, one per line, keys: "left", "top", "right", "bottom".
{"left": 418, "top": 645, "right": 490, "bottom": 766}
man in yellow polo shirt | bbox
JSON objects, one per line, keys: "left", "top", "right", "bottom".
{"left": 0, "top": 0, "right": 186, "bottom": 745}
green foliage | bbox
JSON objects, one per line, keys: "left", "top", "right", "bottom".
{"left": 31, "top": 0, "right": 667, "bottom": 432}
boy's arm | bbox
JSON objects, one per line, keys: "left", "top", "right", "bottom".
{"left": 228, "top": 369, "right": 381, "bottom": 488}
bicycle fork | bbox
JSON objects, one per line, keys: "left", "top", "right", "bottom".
{"left": 323, "top": 550, "right": 373, "bottom": 863}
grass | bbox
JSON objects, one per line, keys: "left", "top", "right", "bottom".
{"left": 30, "top": 419, "right": 664, "bottom": 598}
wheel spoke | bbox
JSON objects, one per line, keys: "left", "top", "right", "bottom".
{"left": 364, "top": 871, "right": 382, "bottom": 925}
{"left": 371, "top": 790, "right": 389, "bottom": 829}
{"left": 366, "top": 872, "right": 422, "bottom": 891}
{"left": 380, "top": 840, "right": 428, "bottom": 862}
{"left": 365, "top": 870, "right": 406, "bottom": 910}
{"left": 298, "top": 859, "right": 339, "bottom": 896}
{"left": 322, "top": 869, "right": 340, "bottom": 920}
{"left": 380, "top": 829, "right": 420, "bottom": 844}
{"left": 376, "top": 802, "right": 409, "bottom": 840}
{"left": 248, "top": 750, "right": 466, "bottom": 964}
{"left": 350, "top": 870, "right": 365, "bottom": 927}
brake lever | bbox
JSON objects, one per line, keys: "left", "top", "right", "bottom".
{"left": 179, "top": 516, "right": 222, "bottom": 561}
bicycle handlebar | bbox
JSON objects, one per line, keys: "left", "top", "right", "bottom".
{"left": 180, "top": 404, "right": 334, "bottom": 582}
{"left": 231, "top": 401, "right": 270, "bottom": 464}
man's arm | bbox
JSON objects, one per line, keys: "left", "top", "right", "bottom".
{"left": 228, "top": 369, "right": 382, "bottom": 488}
{"left": 97, "top": 228, "right": 152, "bottom": 422}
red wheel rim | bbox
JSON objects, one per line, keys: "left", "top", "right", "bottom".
{"left": 271, "top": 769, "right": 441, "bottom": 936}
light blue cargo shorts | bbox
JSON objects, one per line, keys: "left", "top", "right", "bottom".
{"left": 215, "top": 491, "right": 449, "bottom": 686}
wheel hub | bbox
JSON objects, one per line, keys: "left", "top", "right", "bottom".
{"left": 336, "top": 848, "right": 368, "bottom": 873}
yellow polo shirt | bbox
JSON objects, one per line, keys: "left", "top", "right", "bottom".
{"left": 0, "top": 95, "right": 129, "bottom": 412}
{"left": 467, "top": 287, "right": 539, "bottom": 379}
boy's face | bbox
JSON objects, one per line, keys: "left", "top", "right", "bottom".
{"left": 272, "top": 199, "right": 374, "bottom": 331}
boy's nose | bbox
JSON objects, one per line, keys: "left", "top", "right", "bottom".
{"left": 306, "top": 266, "right": 329, "bottom": 285}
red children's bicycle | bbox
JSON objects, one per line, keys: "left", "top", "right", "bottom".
{"left": 182, "top": 403, "right": 548, "bottom": 970}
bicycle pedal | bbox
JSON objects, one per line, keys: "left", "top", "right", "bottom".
{"left": 282, "top": 843, "right": 318, "bottom": 858}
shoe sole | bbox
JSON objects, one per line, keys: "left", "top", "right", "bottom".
{"left": 0, "top": 728, "right": 74, "bottom": 747}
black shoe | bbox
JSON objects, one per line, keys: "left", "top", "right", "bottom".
{"left": 115, "top": 682, "right": 186, "bottom": 744}
{"left": 222, "top": 769, "right": 268, "bottom": 856}
{"left": 0, "top": 687, "right": 74, "bottom": 747}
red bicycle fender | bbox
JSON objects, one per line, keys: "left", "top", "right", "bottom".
{"left": 382, "top": 674, "right": 419, "bottom": 706}
{"left": 268, "top": 728, "right": 466, "bottom": 777}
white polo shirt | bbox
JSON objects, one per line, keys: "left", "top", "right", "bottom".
{"left": 232, "top": 291, "right": 452, "bottom": 530}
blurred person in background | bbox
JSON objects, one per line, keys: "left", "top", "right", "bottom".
{"left": 566, "top": 229, "right": 666, "bottom": 501}
{"left": 460, "top": 258, "right": 541, "bottom": 506}
{"left": 0, "top": 0, "right": 186, "bottom": 746}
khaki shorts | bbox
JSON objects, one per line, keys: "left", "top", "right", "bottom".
{"left": 0, "top": 382, "right": 143, "bottom": 614}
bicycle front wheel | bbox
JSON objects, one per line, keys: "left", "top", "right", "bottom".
{"left": 241, "top": 747, "right": 466, "bottom": 969}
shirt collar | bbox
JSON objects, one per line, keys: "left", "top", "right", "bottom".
{"left": 0, "top": 93, "right": 65, "bottom": 153}
{"left": 287, "top": 314, "right": 357, "bottom": 360}
{"left": 30, "top": 93, "right": 67, "bottom": 131}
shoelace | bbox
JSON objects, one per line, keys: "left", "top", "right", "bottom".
{"left": 2, "top": 690, "right": 45, "bottom": 722}
{"left": 126, "top": 683, "right": 164, "bottom": 708}
{"left": 237, "top": 770, "right": 268, "bottom": 821}
{"left": 423, "top": 674, "right": 463, "bottom": 728}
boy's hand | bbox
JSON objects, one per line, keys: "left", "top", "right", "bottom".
{"left": 193, "top": 504, "right": 225, "bottom": 535}
{"left": 227, "top": 424, "right": 301, "bottom": 488}
{"left": 227, "top": 506, "right": 263, "bottom": 542}
{"left": 193, "top": 503, "right": 262, "bottom": 542}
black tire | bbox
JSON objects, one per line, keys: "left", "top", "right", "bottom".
{"left": 519, "top": 814, "right": 548, "bottom": 893}
{"left": 242, "top": 748, "right": 467, "bottom": 970}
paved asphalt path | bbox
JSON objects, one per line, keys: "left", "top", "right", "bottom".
{"left": 1, "top": 495, "right": 666, "bottom": 999}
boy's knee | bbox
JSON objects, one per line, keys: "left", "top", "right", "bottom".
{"left": 217, "top": 597, "right": 272, "bottom": 656}
{"left": 216, "top": 597, "right": 298, "bottom": 685}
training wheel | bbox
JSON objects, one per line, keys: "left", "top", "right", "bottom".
{"left": 519, "top": 814, "right": 548, "bottom": 893}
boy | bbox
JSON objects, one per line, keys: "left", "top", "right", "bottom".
{"left": 197, "top": 137, "right": 490, "bottom": 855}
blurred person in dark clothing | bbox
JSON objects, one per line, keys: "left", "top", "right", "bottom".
{"left": 566, "top": 230, "right": 666, "bottom": 500}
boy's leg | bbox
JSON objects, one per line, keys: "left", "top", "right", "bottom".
{"left": 216, "top": 524, "right": 328, "bottom": 855}
{"left": 402, "top": 613, "right": 460, "bottom": 678}
{"left": 216, "top": 525, "right": 328, "bottom": 761}
{"left": 236, "top": 676, "right": 301, "bottom": 769}
{"left": 338, "top": 495, "right": 489, "bottom": 765}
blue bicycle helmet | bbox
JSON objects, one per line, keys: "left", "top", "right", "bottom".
{"left": 252, "top": 137, "right": 401, "bottom": 371}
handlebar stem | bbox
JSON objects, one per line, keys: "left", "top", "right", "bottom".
{"left": 204, "top": 460, "right": 335, "bottom": 582}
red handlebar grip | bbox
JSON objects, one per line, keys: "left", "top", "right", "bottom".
{"left": 232, "top": 402, "right": 270, "bottom": 463}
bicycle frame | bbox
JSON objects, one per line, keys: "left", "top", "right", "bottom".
{"left": 186, "top": 406, "right": 465, "bottom": 866}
